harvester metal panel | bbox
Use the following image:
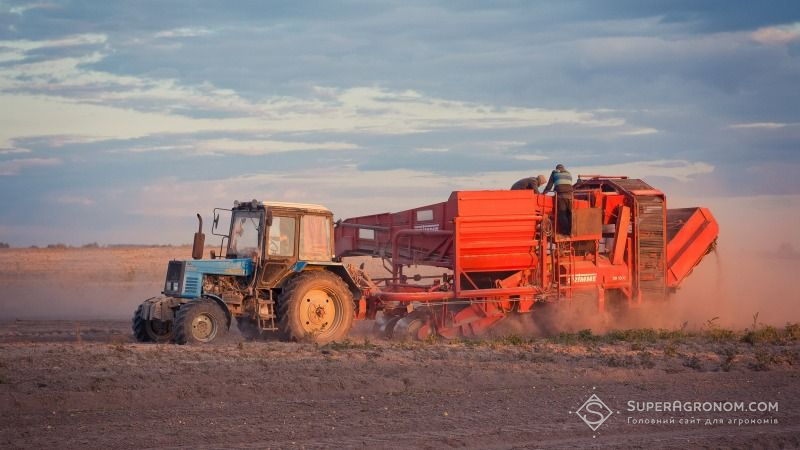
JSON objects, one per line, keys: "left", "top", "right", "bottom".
{"left": 452, "top": 191, "right": 545, "bottom": 273}
{"left": 666, "top": 207, "right": 719, "bottom": 287}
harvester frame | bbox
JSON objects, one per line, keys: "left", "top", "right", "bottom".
{"left": 334, "top": 175, "right": 718, "bottom": 339}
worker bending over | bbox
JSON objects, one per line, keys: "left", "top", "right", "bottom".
{"left": 510, "top": 175, "right": 547, "bottom": 192}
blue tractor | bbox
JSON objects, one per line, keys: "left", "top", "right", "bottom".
{"left": 132, "top": 200, "right": 361, "bottom": 344}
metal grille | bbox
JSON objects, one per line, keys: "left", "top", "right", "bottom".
{"left": 636, "top": 196, "right": 666, "bottom": 297}
{"left": 614, "top": 178, "right": 654, "bottom": 191}
{"left": 184, "top": 275, "right": 200, "bottom": 296}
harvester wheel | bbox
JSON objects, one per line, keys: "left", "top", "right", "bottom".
{"left": 236, "top": 317, "right": 262, "bottom": 341}
{"left": 132, "top": 302, "right": 173, "bottom": 343}
{"left": 530, "top": 302, "right": 559, "bottom": 337}
{"left": 374, "top": 314, "right": 403, "bottom": 339}
{"left": 173, "top": 299, "right": 229, "bottom": 345}
{"left": 392, "top": 310, "right": 432, "bottom": 341}
{"left": 604, "top": 290, "right": 633, "bottom": 323}
{"left": 278, "top": 271, "right": 354, "bottom": 344}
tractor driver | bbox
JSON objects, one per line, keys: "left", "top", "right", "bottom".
{"left": 510, "top": 175, "right": 547, "bottom": 192}
{"left": 543, "top": 164, "right": 574, "bottom": 235}
{"left": 269, "top": 217, "right": 295, "bottom": 257}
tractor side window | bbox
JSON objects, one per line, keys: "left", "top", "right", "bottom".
{"left": 268, "top": 216, "right": 296, "bottom": 257}
{"left": 300, "top": 215, "right": 331, "bottom": 261}
{"left": 229, "top": 213, "right": 261, "bottom": 258}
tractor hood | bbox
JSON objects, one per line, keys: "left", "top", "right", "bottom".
{"left": 163, "top": 258, "right": 254, "bottom": 298}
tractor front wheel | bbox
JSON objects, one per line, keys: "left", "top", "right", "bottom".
{"left": 278, "top": 271, "right": 354, "bottom": 344}
{"left": 173, "top": 299, "right": 229, "bottom": 345}
{"left": 132, "top": 302, "right": 174, "bottom": 343}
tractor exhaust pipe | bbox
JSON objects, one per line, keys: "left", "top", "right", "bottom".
{"left": 192, "top": 213, "right": 205, "bottom": 260}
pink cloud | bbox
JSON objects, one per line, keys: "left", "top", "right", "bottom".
{"left": 0, "top": 157, "right": 61, "bottom": 176}
{"left": 751, "top": 23, "right": 800, "bottom": 45}
{"left": 53, "top": 195, "right": 96, "bottom": 206}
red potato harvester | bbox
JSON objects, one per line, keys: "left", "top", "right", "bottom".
{"left": 335, "top": 176, "right": 718, "bottom": 340}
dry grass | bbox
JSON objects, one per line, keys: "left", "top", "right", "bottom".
{"left": 321, "top": 337, "right": 378, "bottom": 351}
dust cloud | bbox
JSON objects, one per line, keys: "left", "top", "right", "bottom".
{"left": 1, "top": 224, "right": 797, "bottom": 335}
{"left": 0, "top": 247, "right": 190, "bottom": 320}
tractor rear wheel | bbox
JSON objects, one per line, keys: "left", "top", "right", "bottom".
{"left": 173, "top": 299, "right": 229, "bottom": 345}
{"left": 278, "top": 271, "right": 354, "bottom": 344}
{"left": 132, "top": 302, "right": 173, "bottom": 343}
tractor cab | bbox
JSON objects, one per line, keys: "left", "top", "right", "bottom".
{"left": 136, "top": 198, "right": 357, "bottom": 346}
{"left": 220, "top": 200, "right": 333, "bottom": 261}
{"left": 217, "top": 200, "right": 335, "bottom": 287}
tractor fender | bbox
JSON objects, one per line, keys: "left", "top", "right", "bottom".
{"left": 142, "top": 296, "right": 181, "bottom": 321}
{"left": 288, "top": 261, "right": 362, "bottom": 300}
{"left": 200, "top": 293, "right": 233, "bottom": 329}
{"left": 326, "top": 266, "right": 363, "bottom": 300}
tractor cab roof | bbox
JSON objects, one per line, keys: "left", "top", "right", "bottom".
{"left": 233, "top": 199, "right": 331, "bottom": 214}
{"left": 262, "top": 201, "right": 331, "bottom": 214}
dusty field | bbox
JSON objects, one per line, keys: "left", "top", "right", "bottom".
{"left": 0, "top": 247, "right": 192, "bottom": 320}
{"left": 1, "top": 247, "right": 799, "bottom": 448}
{"left": 1, "top": 320, "right": 799, "bottom": 449}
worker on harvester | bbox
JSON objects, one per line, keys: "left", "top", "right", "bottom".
{"left": 510, "top": 174, "right": 547, "bottom": 192}
{"left": 543, "top": 163, "right": 573, "bottom": 235}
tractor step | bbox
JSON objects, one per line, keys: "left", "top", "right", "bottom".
{"left": 258, "top": 298, "right": 277, "bottom": 331}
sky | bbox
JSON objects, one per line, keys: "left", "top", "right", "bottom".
{"left": 0, "top": 1, "right": 799, "bottom": 248}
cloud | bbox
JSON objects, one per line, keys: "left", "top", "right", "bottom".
{"left": 751, "top": 23, "right": 800, "bottom": 45}
{"left": 573, "top": 159, "right": 714, "bottom": 183}
{"left": 153, "top": 27, "right": 214, "bottom": 39}
{"left": 0, "top": 147, "right": 30, "bottom": 155}
{"left": 0, "top": 157, "right": 61, "bottom": 175}
{"left": 51, "top": 195, "right": 95, "bottom": 206}
{"left": 130, "top": 138, "right": 360, "bottom": 155}
{"left": 416, "top": 146, "right": 450, "bottom": 153}
{"left": 728, "top": 122, "right": 791, "bottom": 130}
{"left": 617, "top": 127, "right": 659, "bottom": 136}
{"left": 8, "top": 2, "right": 57, "bottom": 16}
{"left": 0, "top": 33, "right": 633, "bottom": 154}
{"left": 127, "top": 166, "right": 456, "bottom": 220}
{"left": 195, "top": 139, "right": 359, "bottom": 155}
{"left": 124, "top": 158, "right": 714, "bottom": 221}
{"left": 1, "top": 3, "right": 797, "bottom": 247}
{"left": 513, "top": 154, "right": 547, "bottom": 161}
{"left": 0, "top": 33, "right": 106, "bottom": 63}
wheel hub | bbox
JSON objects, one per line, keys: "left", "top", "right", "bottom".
{"left": 301, "top": 289, "right": 336, "bottom": 333}
{"left": 191, "top": 313, "right": 217, "bottom": 342}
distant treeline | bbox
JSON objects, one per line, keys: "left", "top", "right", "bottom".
{"left": 0, "top": 242, "right": 186, "bottom": 249}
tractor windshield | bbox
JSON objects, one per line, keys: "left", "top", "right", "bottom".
{"left": 228, "top": 212, "right": 262, "bottom": 258}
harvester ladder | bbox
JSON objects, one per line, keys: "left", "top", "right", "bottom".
{"left": 635, "top": 196, "right": 666, "bottom": 297}
{"left": 556, "top": 241, "right": 576, "bottom": 298}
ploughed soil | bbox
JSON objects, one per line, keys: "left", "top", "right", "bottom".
{"left": 1, "top": 320, "right": 799, "bottom": 449}
{"left": 1, "top": 247, "right": 799, "bottom": 448}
